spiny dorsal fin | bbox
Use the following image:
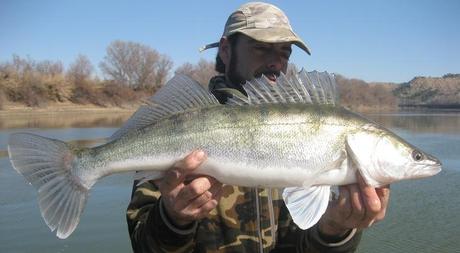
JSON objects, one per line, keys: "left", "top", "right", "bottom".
{"left": 109, "top": 74, "right": 219, "bottom": 141}
{"left": 227, "top": 70, "right": 338, "bottom": 106}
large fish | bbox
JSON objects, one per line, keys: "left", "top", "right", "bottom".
{"left": 8, "top": 71, "right": 441, "bottom": 239}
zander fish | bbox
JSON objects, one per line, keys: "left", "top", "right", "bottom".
{"left": 8, "top": 70, "right": 441, "bottom": 239}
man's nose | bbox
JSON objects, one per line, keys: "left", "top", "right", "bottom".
{"left": 266, "top": 52, "right": 284, "bottom": 71}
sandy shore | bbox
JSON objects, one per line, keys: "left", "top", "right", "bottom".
{"left": 0, "top": 102, "right": 139, "bottom": 129}
{"left": 0, "top": 102, "right": 138, "bottom": 116}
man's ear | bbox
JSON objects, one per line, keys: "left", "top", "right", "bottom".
{"left": 218, "top": 37, "right": 231, "bottom": 67}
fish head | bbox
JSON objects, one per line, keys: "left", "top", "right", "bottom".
{"left": 346, "top": 124, "right": 442, "bottom": 187}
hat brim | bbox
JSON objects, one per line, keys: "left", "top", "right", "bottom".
{"left": 238, "top": 28, "right": 311, "bottom": 55}
{"left": 200, "top": 28, "right": 311, "bottom": 55}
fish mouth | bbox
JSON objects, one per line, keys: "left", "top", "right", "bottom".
{"left": 411, "top": 162, "right": 442, "bottom": 179}
{"left": 427, "top": 153, "right": 442, "bottom": 167}
{"left": 426, "top": 164, "right": 442, "bottom": 176}
{"left": 417, "top": 153, "right": 442, "bottom": 177}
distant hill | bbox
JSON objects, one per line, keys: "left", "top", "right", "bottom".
{"left": 393, "top": 74, "right": 460, "bottom": 108}
{"left": 335, "top": 73, "right": 460, "bottom": 111}
{"left": 335, "top": 75, "right": 398, "bottom": 111}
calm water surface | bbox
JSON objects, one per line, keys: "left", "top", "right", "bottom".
{"left": 0, "top": 111, "right": 458, "bottom": 253}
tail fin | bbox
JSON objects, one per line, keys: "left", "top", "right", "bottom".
{"left": 8, "top": 133, "right": 90, "bottom": 239}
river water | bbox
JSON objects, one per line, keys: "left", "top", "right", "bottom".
{"left": 0, "top": 111, "right": 458, "bottom": 253}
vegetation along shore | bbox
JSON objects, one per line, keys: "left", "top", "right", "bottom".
{"left": 1, "top": 40, "right": 458, "bottom": 113}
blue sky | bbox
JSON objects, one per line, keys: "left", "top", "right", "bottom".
{"left": 1, "top": 0, "right": 459, "bottom": 83}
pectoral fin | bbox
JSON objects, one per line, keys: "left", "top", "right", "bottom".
{"left": 134, "top": 171, "right": 165, "bottom": 185}
{"left": 282, "top": 185, "right": 330, "bottom": 230}
{"left": 346, "top": 133, "right": 381, "bottom": 187}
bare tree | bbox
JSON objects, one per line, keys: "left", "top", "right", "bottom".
{"left": 11, "top": 55, "right": 35, "bottom": 83}
{"left": 175, "top": 58, "right": 216, "bottom": 86}
{"left": 4, "top": 55, "right": 63, "bottom": 80}
{"left": 175, "top": 62, "right": 194, "bottom": 76}
{"left": 154, "top": 54, "right": 173, "bottom": 90}
{"left": 67, "top": 54, "right": 94, "bottom": 85}
{"left": 99, "top": 40, "right": 173, "bottom": 90}
{"left": 36, "top": 60, "right": 64, "bottom": 77}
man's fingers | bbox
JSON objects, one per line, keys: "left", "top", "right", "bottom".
{"left": 336, "top": 186, "right": 352, "bottom": 218}
{"left": 160, "top": 150, "right": 207, "bottom": 192}
{"left": 190, "top": 180, "right": 223, "bottom": 209}
{"left": 172, "top": 175, "right": 223, "bottom": 211}
{"left": 196, "top": 199, "right": 219, "bottom": 218}
{"left": 375, "top": 185, "right": 391, "bottom": 221}
{"left": 177, "top": 176, "right": 214, "bottom": 204}
{"left": 376, "top": 185, "right": 390, "bottom": 206}
{"left": 323, "top": 175, "right": 391, "bottom": 231}
{"left": 193, "top": 188, "right": 221, "bottom": 220}
{"left": 189, "top": 191, "right": 213, "bottom": 210}
{"left": 161, "top": 170, "right": 184, "bottom": 193}
{"left": 173, "top": 150, "right": 207, "bottom": 174}
{"left": 348, "top": 184, "right": 365, "bottom": 220}
{"left": 182, "top": 199, "right": 219, "bottom": 222}
{"left": 356, "top": 173, "right": 391, "bottom": 227}
{"left": 178, "top": 182, "right": 223, "bottom": 221}
{"left": 356, "top": 172, "right": 381, "bottom": 213}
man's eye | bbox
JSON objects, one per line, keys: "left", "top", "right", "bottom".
{"left": 254, "top": 46, "right": 269, "bottom": 51}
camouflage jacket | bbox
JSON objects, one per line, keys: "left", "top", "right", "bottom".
{"left": 126, "top": 76, "right": 362, "bottom": 253}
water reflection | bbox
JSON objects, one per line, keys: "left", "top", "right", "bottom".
{"left": 0, "top": 110, "right": 458, "bottom": 253}
{"left": 364, "top": 111, "right": 460, "bottom": 133}
{"left": 2, "top": 110, "right": 458, "bottom": 133}
{"left": 0, "top": 111, "right": 132, "bottom": 129}
{"left": 0, "top": 137, "right": 108, "bottom": 159}
{"left": 0, "top": 111, "right": 129, "bottom": 158}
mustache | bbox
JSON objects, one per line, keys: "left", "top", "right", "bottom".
{"left": 254, "top": 70, "right": 281, "bottom": 79}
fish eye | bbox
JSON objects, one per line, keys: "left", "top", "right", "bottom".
{"left": 411, "top": 150, "right": 424, "bottom": 161}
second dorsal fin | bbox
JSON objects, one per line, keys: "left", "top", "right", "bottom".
{"left": 226, "top": 70, "right": 338, "bottom": 106}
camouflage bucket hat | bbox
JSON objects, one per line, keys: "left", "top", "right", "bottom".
{"left": 200, "top": 2, "right": 311, "bottom": 55}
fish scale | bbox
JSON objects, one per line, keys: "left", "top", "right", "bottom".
{"left": 7, "top": 71, "right": 441, "bottom": 240}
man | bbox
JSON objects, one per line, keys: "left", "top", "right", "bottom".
{"left": 127, "top": 2, "right": 390, "bottom": 252}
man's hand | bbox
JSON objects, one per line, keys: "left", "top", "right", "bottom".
{"left": 318, "top": 172, "right": 391, "bottom": 237}
{"left": 156, "top": 150, "right": 223, "bottom": 227}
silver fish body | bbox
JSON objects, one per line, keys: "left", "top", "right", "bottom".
{"left": 8, "top": 71, "right": 441, "bottom": 239}
{"left": 85, "top": 104, "right": 363, "bottom": 188}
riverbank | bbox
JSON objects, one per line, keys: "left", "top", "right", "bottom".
{"left": 2, "top": 101, "right": 458, "bottom": 117}
{"left": 0, "top": 101, "right": 138, "bottom": 116}
{"left": 0, "top": 102, "right": 138, "bottom": 130}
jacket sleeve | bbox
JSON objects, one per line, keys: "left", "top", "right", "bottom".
{"left": 126, "top": 180, "right": 197, "bottom": 253}
{"left": 298, "top": 224, "right": 362, "bottom": 253}
{"left": 272, "top": 202, "right": 362, "bottom": 253}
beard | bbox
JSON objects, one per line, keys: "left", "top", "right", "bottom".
{"left": 227, "top": 49, "right": 245, "bottom": 87}
{"left": 227, "top": 50, "right": 281, "bottom": 88}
